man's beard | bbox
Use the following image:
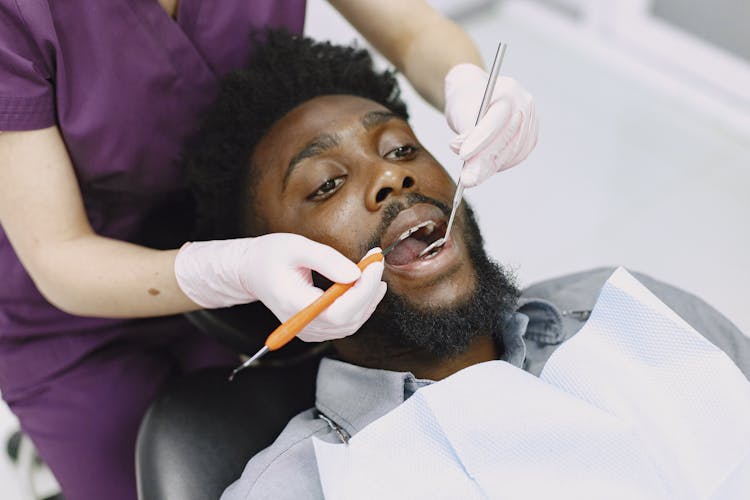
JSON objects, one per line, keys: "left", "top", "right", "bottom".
{"left": 356, "top": 195, "right": 520, "bottom": 359}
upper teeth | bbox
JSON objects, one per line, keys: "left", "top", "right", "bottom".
{"left": 401, "top": 220, "right": 435, "bottom": 239}
{"left": 382, "top": 220, "right": 439, "bottom": 257}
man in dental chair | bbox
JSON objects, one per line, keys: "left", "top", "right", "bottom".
{"left": 185, "top": 30, "right": 750, "bottom": 500}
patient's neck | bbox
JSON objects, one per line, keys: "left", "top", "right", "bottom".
{"left": 333, "top": 334, "right": 499, "bottom": 381}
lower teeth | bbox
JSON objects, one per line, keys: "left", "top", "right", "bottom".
{"left": 421, "top": 247, "right": 440, "bottom": 260}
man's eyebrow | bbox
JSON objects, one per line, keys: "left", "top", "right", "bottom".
{"left": 283, "top": 133, "right": 340, "bottom": 189}
{"left": 361, "top": 110, "right": 401, "bottom": 130}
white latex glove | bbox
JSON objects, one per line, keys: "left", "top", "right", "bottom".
{"left": 444, "top": 63, "right": 538, "bottom": 187}
{"left": 175, "top": 234, "right": 386, "bottom": 342}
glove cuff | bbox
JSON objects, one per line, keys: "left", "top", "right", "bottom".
{"left": 174, "top": 239, "right": 258, "bottom": 309}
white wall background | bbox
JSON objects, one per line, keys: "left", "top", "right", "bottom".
{"left": 306, "top": 0, "right": 750, "bottom": 336}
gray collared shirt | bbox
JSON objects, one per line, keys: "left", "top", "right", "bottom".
{"left": 221, "top": 307, "right": 540, "bottom": 500}
{"left": 221, "top": 267, "right": 750, "bottom": 500}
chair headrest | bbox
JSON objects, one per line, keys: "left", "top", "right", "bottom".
{"left": 136, "top": 359, "right": 319, "bottom": 500}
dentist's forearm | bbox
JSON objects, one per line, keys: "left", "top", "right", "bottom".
{"left": 30, "top": 235, "right": 199, "bottom": 318}
{"left": 329, "top": 0, "right": 484, "bottom": 109}
{"left": 0, "top": 127, "right": 199, "bottom": 319}
{"left": 396, "top": 15, "right": 484, "bottom": 109}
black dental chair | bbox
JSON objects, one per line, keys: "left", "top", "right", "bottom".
{"left": 135, "top": 303, "right": 328, "bottom": 500}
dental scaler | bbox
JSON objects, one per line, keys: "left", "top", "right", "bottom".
{"left": 228, "top": 221, "right": 436, "bottom": 380}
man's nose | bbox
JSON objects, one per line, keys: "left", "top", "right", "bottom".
{"left": 365, "top": 163, "right": 417, "bottom": 211}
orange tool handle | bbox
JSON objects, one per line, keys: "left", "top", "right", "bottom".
{"left": 265, "top": 252, "right": 384, "bottom": 351}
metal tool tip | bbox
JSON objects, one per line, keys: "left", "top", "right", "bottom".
{"left": 228, "top": 345, "right": 270, "bottom": 381}
{"left": 382, "top": 220, "right": 436, "bottom": 256}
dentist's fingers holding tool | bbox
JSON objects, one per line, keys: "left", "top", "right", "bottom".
{"left": 176, "top": 234, "right": 387, "bottom": 342}
{"left": 297, "top": 247, "right": 386, "bottom": 341}
{"left": 444, "top": 53, "right": 538, "bottom": 187}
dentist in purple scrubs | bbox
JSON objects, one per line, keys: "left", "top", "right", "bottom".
{"left": 0, "top": 0, "right": 537, "bottom": 498}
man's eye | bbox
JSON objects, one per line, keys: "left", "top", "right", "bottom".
{"left": 309, "top": 176, "right": 345, "bottom": 200}
{"left": 386, "top": 144, "right": 419, "bottom": 160}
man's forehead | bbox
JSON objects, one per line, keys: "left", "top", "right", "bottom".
{"left": 281, "top": 94, "right": 401, "bottom": 135}
{"left": 253, "top": 94, "right": 407, "bottom": 175}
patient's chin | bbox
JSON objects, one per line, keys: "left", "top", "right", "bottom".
{"left": 361, "top": 255, "right": 518, "bottom": 359}
{"left": 358, "top": 202, "right": 520, "bottom": 359}
{"left": 395, "top": 279, "right": 475, "bottom": 315}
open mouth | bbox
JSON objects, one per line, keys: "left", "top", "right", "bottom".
{"left": 384, "top": 220, "right": 447, "bottom": 266}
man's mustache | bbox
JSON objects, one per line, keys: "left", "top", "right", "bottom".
{"left": 361, "top": 193, "right": 451, "bottom": 256}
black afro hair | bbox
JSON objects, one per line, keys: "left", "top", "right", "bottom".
{"left": 186, "top": 29, "right": 409, "bottom": 240}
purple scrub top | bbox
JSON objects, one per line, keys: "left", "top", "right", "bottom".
{"left": 0, "top": 0, "right": 306, "bottom": 398}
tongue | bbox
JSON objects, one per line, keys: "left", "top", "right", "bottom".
{"left": 384, "top": 237, "right": 429, "bottom": 266}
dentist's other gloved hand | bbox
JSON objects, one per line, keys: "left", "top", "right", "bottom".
{"left": 445, "top": 63, "right": 538, "bottom": 187}
{"left": 174, "top": 234, "right": 387, "bottom": 342}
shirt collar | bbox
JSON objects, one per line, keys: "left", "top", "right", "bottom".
{"left": 315, "top": 311, "right": 530, "bottom": 437}
{"left": 517, "top": 297, "right": 568, "bottom": 344}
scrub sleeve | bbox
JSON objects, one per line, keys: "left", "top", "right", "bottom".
{"left": 0, "top": 1, "right": 306, "bottom": 499}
